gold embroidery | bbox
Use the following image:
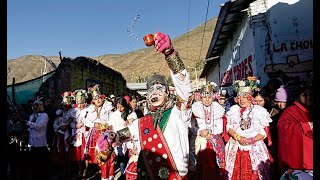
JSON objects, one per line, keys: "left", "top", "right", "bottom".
{"left": 165, "top": 51, "right": 185, "bottom": 74}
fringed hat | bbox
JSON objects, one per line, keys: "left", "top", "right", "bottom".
{"left": 199, "top": 79, "right": 217, "bottom": 97}
{"left": 72, "top": 89, "right": 88, "bottom": 104}
{"left": 61, "top": 91, "right": 73, "bottom": 105}
{"left": 234, "top": 76, "right": 260, "bottom": 97}
{"left": 88, "top": 84, "right": 106, "bottom": 101}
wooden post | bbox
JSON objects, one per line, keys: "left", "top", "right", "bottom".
{"left": 12, "top": 77, "right": 16, "bottom": 105}
{"left": 59, "top": 51, "right": 62, "bottom": 60}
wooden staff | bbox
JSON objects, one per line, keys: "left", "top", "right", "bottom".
{"left": 7, "top": 93, "right": 25, "bottom": 123}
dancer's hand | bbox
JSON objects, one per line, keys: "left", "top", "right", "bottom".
{"left": 154, "top": 32, "right": 174, "bottom": 55}
{"left": 199, "top": 129, "right": 209, "bottom": 137}
{"left": 238, "top": 136, "right": 247, "bottom": 145}
{"left": 94, "top": 122, "right": 100, "bottom": 129}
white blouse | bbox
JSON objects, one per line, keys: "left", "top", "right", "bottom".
{"left": 27, "top": 112, "right": 49, "bottom": 147}
{"left": 226, "top": 104, "right": 272, "bottom": 151}
{"left": 70, "top": 107, "right": 88, "bottom": 146}
{"left": 84, "top": 102, "right": 111, "bottom": 128}
{"left": 192, "top": 101, "right": 225, "bottom": 135}
{"left": 109, "top": 110, "right": 137, "bottom": 132}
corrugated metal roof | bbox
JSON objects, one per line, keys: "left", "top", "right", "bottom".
{"left": 200, "top": 0, "right": 255, "bottom": 78}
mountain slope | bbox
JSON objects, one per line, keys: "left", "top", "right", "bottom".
{"left": 7, "top": 17, "right": 217, "bottom": 85}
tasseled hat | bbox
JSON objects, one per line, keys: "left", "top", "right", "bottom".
{"left": 199, "top": 79, "right": 217, "bottom": 97}
{"left": 88, "top": 84, "right": 106, "bottom": 101}
{"left": 61, "top": 91, "right": 73, "bottom": 105}
{"left": 234, "top": 76, "right": 260, "bottom": 95}
{"left": 72, "top": 89, "right": 88, "bottom": 104}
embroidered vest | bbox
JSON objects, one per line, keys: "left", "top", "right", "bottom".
{"left": 138, "top": 115, "right": 182, "bottom": 180}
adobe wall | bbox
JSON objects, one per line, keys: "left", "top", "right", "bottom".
{"left": 37, "top": 56, "right": 127, "bottom": 104}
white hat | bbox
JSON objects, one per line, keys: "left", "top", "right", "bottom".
{"left": 110, "top": 94, "right": 115, "bottom": 98}
{"left": 238, "top": 86, "right": 252, "bottom": 94}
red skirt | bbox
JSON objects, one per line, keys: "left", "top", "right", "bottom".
{"left": 50, "top": 133, "right": 69, "bottom": 166}
{"left": 85, "top": 130, "right": 101, "bottom": 164}
{"left": 100, "top": 152, "right": 116, "bottom": 179}
{"left": 231, "top": 150, "right": 259, "bottom": 180}
{"left": 125, "top": 161, "right": 138, "bottom": 180}
{"left": 196, "top": 141, "right": 223, "bottom": 180}
{"left": 71, "top": 134, "right": 86, "bottom": 161}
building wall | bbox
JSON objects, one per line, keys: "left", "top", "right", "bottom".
{"left": 207, "top": 0, "right": 312, "bottom": 90}
{"left": 264, "top": 0, "right": 313, "bottom": 82}
{"left": 208, "top": 13, "right": 256, "bottom": 87}
{"left": 37, "top": 56, "right": 127, "bottom": 105}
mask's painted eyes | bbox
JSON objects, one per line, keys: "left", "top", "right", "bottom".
{"left": 148, "top": 84, "right": 165, "bottom": 94}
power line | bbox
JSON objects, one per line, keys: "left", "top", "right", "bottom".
{"left": 198, "top": 0, "right": 211, "bottom": 66}
{"left": 186, "top": 0, "right": 191, "bottom": 62}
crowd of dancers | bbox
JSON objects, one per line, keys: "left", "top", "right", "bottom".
{"left": 7, "top": 32, "right": 313, "bottom": 180}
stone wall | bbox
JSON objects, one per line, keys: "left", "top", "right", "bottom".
{"left": 37, "top": 56, "right": 127, "bottom": 104}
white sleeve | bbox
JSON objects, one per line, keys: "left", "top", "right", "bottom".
{"left": 93, "top": 119, "right": 100, "bottom": 124}
{"left": 28, "top": 113, "right": 49, "bottom": 130}
{"left": 254, "top": 105, "right": 272, "bottom": 127}
{"left": 84, "top": 115, "right": 94, "bottom": 128}
{"left": 213, "top": 102, "right": 225, "bottom": 135}
{"left": 196, "top": 118, "right": 206, "bottom": 133}
{"left": 103, "top": 101, "right": 114, "bottom": 112}
{"left": 70, "top": 108, "right": 78, "bottom": 119}
{"left": 170, "top": 69, "right": 192, "bottom": 101}
{"left": 128, "top": 111, "right": 138, "bottom": 121}
{"left": 258, "top": 128, "right": 267, "bottom": 138}
{"left": 130, "top": 120, "right": 141, "bottom": 154}
{"left": 226, "top": 105, "right": 240, "bottom": 132}
{"left": 53, "top": 117, "right": 61, "bottom": 132}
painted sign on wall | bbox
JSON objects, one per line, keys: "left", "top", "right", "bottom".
{"left": 272, "top": 39, "right": 313, "bottom": 52}
{"left": 221, "top": 55, "right": 254, "bottom": 86}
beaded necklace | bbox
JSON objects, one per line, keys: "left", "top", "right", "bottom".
{"left": 203, "top": 104, "right": 214, "bottom": 130}
{"left": 95, "top": 106, "right": 102, "bottom": 119}
{"left": 240, "top": 104, "right": 252, "bottom": 130}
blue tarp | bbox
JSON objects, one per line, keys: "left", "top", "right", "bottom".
{"left": 7, "top": 71, "right": 55, "bottom": 105}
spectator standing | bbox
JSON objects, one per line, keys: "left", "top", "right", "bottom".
{"left": 26, "top": 98, "right": 49, "bottom": 180}
{"left": 278, "top": 84, "right": 313, "bottom": 176}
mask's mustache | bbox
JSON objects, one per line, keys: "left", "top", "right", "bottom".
{"left": 151, "top": 97, "right": 158, "bottom": 102}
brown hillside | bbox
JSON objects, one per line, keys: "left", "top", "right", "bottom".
{"left": 7, "top": 17, "right": 217, "bottom": 85}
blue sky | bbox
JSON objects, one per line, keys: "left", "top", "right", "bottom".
{"left": 7, "top": 0, "right": 226, "bottom": 60}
